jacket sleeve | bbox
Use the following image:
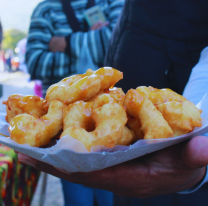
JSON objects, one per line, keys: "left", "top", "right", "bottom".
{"left": 26, "top": 4, "right": 71, "bottom": 80}
{"left": 183, "top": 46, "right": 208, "bottom": 104}
{"left": 68, "top": 0, "right": 124, "bottom": 66}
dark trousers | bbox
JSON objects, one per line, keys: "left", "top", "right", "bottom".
{"left": 114, "top": 183, "right": 208, "bottom": 206}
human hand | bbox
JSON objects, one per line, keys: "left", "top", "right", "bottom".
{"left": 17, "top": 136, "right": 208, "bottom": 198}
{"left": 49, "top": 36, "right": 67, "bottom": 52}
{"left": 90, "top": 21, "right": 109, "bottom": 30}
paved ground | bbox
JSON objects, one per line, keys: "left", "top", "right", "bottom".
{"left": 0, "top": 71, "right": 64, "bottom": 206}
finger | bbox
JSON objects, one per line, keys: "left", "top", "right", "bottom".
{"left": 17, "top": 153, "right": 115, "bottom": 189}
{"left": 90, "top": 22, "right": 103, "bottom": 30}
{"left": 18, "top": 153, "right": 73, "bottom": 180}
{"left": 102, "top": 21, "right": 109, "bottom": 27}
{"left": 181, "top": 136, "right": 208, "bottom": 168}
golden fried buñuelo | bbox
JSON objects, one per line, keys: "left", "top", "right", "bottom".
{"left": 87, "top": 87, "right": 125, "bottom": 106}
{"left": 136, "top": 86, "right": 186, "bottom": 105}
{"left": 93, "top": 67, "right": 123, "bottom": 90}
{"left": 63, "top": 101, "right": 94, "bottom": 132}
{"left": 124, "top": 89, "right": 173, "bottom": 139}
{"left": 156, "top": 101, "right": 202, "bottom": 137}
{"left": 46, "top": 74, "right": 102, "bottom": 104}
{"left": 3, "top": 94, "right": 48, "bottom": 123}
{"left": 61, "top": 103, "right": 127, "bottom": 151}
{"left": 45, "top": 67, "right": 123, "bottom": 104}
{"left": 126, "top": 114, "right": 144, "bottom": 140}
{"left": 137, "top": 86, "right": 202, "bottom": 136}
{"left": 117, "top": 126, "right": 136, "bottom": 146}
{"left": 9, "top": 100, "right": 64, "bottom": 147}
{"left": 46, "top": 69, "right": 94, "bottom": 96}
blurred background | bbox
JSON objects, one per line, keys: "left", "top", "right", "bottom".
{"left": 0, "top": 1, "right": 64, "bottom": 206}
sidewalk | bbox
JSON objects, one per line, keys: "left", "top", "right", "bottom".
{"left": 0, "top": 71, "right": 64, "bottom": 206}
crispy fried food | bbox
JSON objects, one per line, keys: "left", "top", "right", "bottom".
{"left": 156, "top": 101, "right": 202, "bottom": 136}
{"left": 117, "top": 126, "right": 136, "bottom": 146}
{"left": 93, "top": 67, "right": 123, "bottom": 90}
{"left": 87, "top": 87, "right": 125, "bottom": 105}
{"left": 9, "top": 100, "right": 64, "bottom": 147}
{"left": 46, "top": 69, "right": 94, "bottom": 97}
{"left": 3, "top": 95, "right": 48, "bottom": 123}
{"left": 136, "top": 86, "right": 202, "bottom": 136}
{"left": 126, "top": 115, "right": 144, "bottom": 140}
{"left": 45, "top": 67, "right": 123, "bottom": 104}
{"left": 62, "top": 92, "right": 134, "bottom": 149}
{"left": 61, "top": 102, "right": 127, "bottom": 151}
{"left": 136, "top": 86, "right": 186, "bottom": 105}
{"left": 63, "top": 101, "right": 94, "bottom": 132}
{"left": 124, "top": 89, "right": 173, "bottom": 139}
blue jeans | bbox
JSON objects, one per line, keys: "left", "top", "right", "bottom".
{"left": 61, "top": 179, "right": 113, "bottom": 206}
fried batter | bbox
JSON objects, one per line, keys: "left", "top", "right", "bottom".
{"left": 61, "top": 103, "right": 127, "bottom": 151}
{"left": 124, "top": 89, "right": 173, "bottom": 139}
{"left": 9, "top": 100, "right": 64, "bottom": 147}
{"left": 63, "top": 101, "right": 94, "bottom": 132}
{"left": 156, "top": 101, "right": 202, "bottom": 136}
{"left": 127, "top": 115, "right": 144, "bottom": 140}
{"left": 45, "top": 67, "right": 123, "bottom": 104}
{"left": 117, "top": 126, "right": 136, "bottom": 146}
{"left": 136, "top": 86, "right": 186, "bottom": 105}
{"left": 3, "top": 94, "right": 48, "bottom": 123}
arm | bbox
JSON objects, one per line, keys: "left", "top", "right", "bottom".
{"left": 26, "top": 3, "right": 71, "bottom": 80}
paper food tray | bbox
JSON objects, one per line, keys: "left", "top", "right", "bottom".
{"left": 0, "top": 94, "right": 208, "bottom": 173}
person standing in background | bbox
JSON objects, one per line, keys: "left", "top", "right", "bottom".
{"left": 26, "top": 0, "right": 124, "bottom": 205}
{"left": 26, "top": 0, "right": 124, "bottom": 97}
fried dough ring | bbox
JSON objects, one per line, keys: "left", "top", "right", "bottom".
{"left": 45, "top": 67, "right": 123, "bottom": 104}
{"left": 156, "top": 101, "right": 202, "bottom": 136}
{"left": 61, "top": 102, "right": 127, "bottom": 151}
{"left": 3, "top": 95, "right": 48, "bottom": 123}
{"left": 87, "top": 87, "right": 125, "bottom": 106}
{"left": 9, "top": 100, "right": 64, "bottom": 147}
{"left": 61, "top": 92, "right": 134, "bottom": 150}
{"left": 124, "top": 89, "right": 173, "bottom": 139}
{"left": 90, "top": 92, "right": 135, "bottom": 146}
{"left": 136, "top": 86, "right": 202, "bottom": 136}
{"left": 126, "top": 114, "right": 144, "bottom": 140}
{"left": 136, "top": 86, "right": 186, "bottom": 105}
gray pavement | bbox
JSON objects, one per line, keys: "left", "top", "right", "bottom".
{"left": 0, "top": 71, "right": 64, "bottom": 206}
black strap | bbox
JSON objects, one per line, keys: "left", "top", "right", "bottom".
{"left": 84, "top": 0, "right": 95, "bottom": 31}
{"left": 61, "top": 0, "right": 95, "bottom": 32}
{"left": 60, "top": 0, "right": 82, "bottom": 32}
{"left": 86, "top": 0, "right": 95, "bottom": 9}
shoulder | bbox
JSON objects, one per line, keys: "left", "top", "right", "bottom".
{"left": 32, "top": 0, "right": 62, "bottom": 18}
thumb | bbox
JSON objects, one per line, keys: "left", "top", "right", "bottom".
{"left": 182, "top": 136, "right": 208, "bottom": 169}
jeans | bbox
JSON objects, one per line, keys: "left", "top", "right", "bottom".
{"left": 61, "top": 179, "right": 113, "bottom": 206}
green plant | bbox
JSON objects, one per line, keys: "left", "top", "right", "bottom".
{"left": 2, "top": 29, "right": 26, "bottom": 50}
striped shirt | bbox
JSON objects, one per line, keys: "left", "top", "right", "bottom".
{"left": 26, "top": 0, "right": 124, "bottom": 81}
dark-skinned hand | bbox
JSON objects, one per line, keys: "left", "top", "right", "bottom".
{"left": 17, "top": 136, "right": 208, "bottom": 198}
{"left": 49, "top": 36, "right": 67, "bottom": 52}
